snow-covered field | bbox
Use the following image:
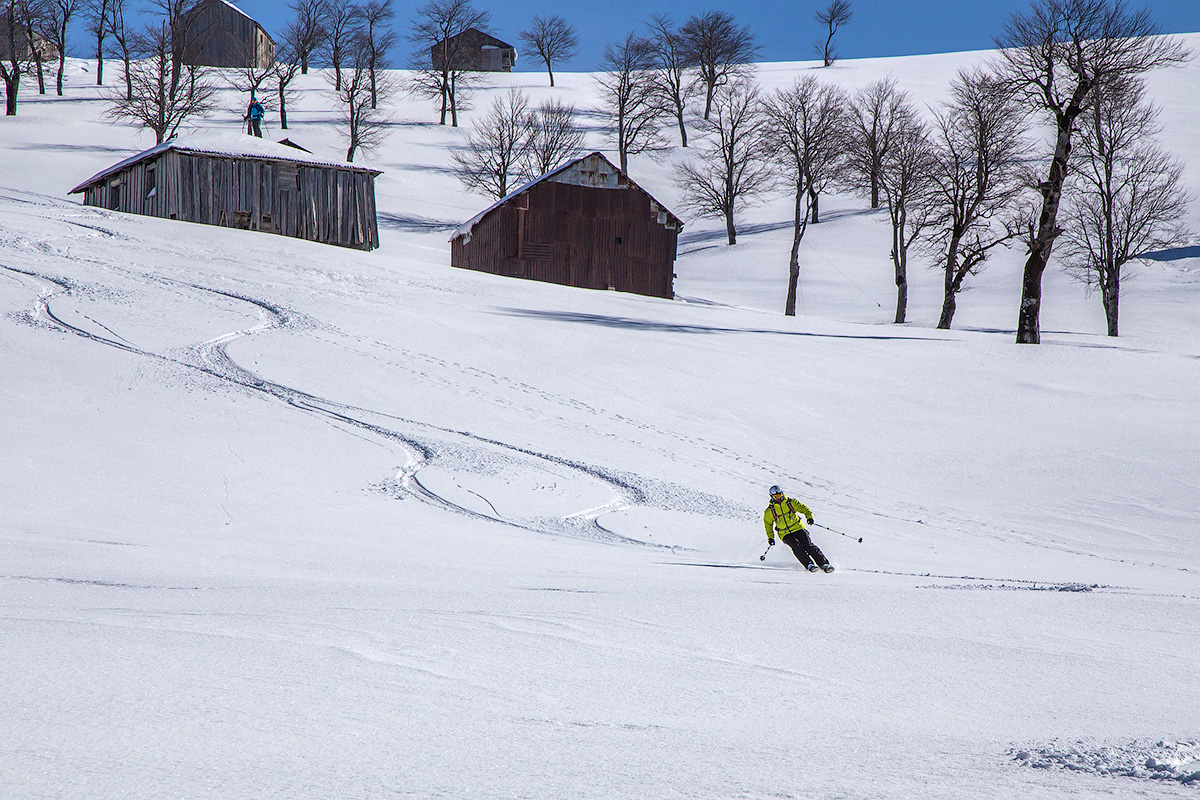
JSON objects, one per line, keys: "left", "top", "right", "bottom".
{"left": 2, "top": 41, "right": 1199, "bottom": 799}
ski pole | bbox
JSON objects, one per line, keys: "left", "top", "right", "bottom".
{"left": 814, "top": 522, "right": 862, "bottom": 543}
{"left": 759, "top": 543, "right": 773, "bottom": 561}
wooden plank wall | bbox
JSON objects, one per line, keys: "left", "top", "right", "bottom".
{"left": 452, "top": 181, "right": 677, "bottom": 299}
{"left": 179, "top": 0, "right": 273, "bottom": 68}
{"left": 82, "top": 152, "right": 378, "bottom": 251}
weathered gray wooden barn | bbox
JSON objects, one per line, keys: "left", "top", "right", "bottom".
{"left": 176, "top": 0, "right": 274, "bottom": 69}
{"left": 431, "top": 28, "right": 517, "bottom": 72}
{"left": 70, "top": 134, "right": 381, "bottom": 250}
{"left": 450, "top": 153, "right": 682, "bottom": 298}
{"left": 0, "top": 21, "right": 57, "bottom": 61}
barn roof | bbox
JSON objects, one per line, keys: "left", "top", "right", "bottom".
{"left": 445, "top": 27, "right": 515, "bottom": 50}
{"left": 451, "top": 152, "right": 682, "bottom": 241}
{"left": 70, "top": 132, "right": 381, "bottom": 194}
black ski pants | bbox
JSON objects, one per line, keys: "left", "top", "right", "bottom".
{"left": 781, "top": 530, "right": 829, "bottom": 569}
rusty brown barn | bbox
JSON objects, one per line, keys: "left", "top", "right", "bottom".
{"left": 450, "top": 153, "right": 682, "bottom": 298}
{"left": 431, "top": 28, "right": 517, "bottom": 72}
{"left": 176, "top": 0, "right": 274, "bottom": 69}
{"left": 70, "top": 134, "right": 381, "bottom": 250}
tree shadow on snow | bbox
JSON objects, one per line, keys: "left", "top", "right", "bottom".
{"left": 377, "top": 211, "right": 459, "bottom": 233}
{"left": 1139, "top": 245, "right": 1200, "bottom": 262}
{"left": 496, "top": 308, "right": 942, "bottom": 341}
{"left": 14, "top": 142, "right": 135, "bottom": 155}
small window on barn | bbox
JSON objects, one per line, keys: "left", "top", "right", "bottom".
{"left": 615, "top": 236, "right": 623, "bottom": 245}
{"left": 146, "top": 165, "right": 157, "bottom": 199}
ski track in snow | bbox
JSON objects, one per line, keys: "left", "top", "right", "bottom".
{"left": 0, "top": 249, "right": 722, "bottom": 550}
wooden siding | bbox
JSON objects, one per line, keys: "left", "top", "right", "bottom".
{"left": 431, "top": 28, "right": 516, "bottom": 72}
{"left": 451, "top": 180, "right": 677, "bottom": 298}
{"left": 177, "top": 0, "right": 274, "bottom": 69}
{"left": 81, "top": 151, "right": 379, "bottom": 251}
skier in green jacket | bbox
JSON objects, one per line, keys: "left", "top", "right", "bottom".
{"left": 764, "top": 485, "right": 833, "bottom": 572}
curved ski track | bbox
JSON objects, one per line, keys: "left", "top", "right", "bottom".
{"left": 2, "top": 263, "right": 695, "bottom": 548}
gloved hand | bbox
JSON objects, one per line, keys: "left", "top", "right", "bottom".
{"left": 807, "top": 517, "right": 814, "bottom": 526}
{"left": 768, "top": 539, "right": 775, "bottom": 546}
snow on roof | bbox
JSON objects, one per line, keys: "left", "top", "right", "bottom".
{"left": 69, "top": 132, "right": 380, "bottom": 194}
{"left": 450, "top": 152, "right": 681, "bottom": 241}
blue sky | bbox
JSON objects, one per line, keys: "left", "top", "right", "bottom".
{"left": 75, "top": 0, "right": 1200, "bottom": 69}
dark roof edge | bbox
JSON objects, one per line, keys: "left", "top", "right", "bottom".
{"left": 450, "top": 151, "right": 683, "bottom": 240}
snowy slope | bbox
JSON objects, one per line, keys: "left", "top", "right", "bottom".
{"left": 2, "top": 43, "right": 1199, "bottom": 799}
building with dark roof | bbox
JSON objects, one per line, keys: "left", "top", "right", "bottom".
{"left": 451, "top": 153, "right": 682, "bottom": 298}
{"left": 431, "top": 28, "right": 517, "bottom": 72}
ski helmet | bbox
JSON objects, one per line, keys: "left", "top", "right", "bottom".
{"left": 769, "top": 485, "right": 782, "bottom": 497}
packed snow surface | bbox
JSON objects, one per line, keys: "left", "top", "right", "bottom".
{"left": 2, "top": 42, "right": 1199, "bottom": 799}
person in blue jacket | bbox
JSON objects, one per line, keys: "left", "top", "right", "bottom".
{"left": 246, "top": 96, "right": 265, "bottom": 137}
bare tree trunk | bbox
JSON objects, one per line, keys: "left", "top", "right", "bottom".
{"left": 785, "top": 179, "right": 810, "bottom": 317}
{"left": 1018, "top": 107, "right": 1083, "bottom": 343}
{"left": 1103, "top": 268, "right": 1120, "bottom": 337}
{"left": 808, "top": 187, "right": 820, "bottom": 223}
{"left": 724, "top": 206, "right": 736, "bottom": 245}
{"left": 938, "top": 243, "right": 963, "bottom": 329}
{"left": 937, "top": 287, "right": 957, "bottom": 329}
{"left": 892, "top": 215, "right": 907, "bottom": 324}
{"left": 278, "top": 83, "right": 288, "bottom": 129}
{"left": 3, "top": 73, "right": 17, "bottom": 115}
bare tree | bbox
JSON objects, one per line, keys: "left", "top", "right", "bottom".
{"left": 331, "top": 32, "right": 391, "bottom": 162}
{"left": 519, "top": 13, "right": 577, "bottom": 87}
{"left": 522, "top": 98, "right": 585, "bottom": 178}
{"left": 815, "top": 0, "right": 852, "bottom": 67}
{"left": 1, "top": 0, "right": 25, "bottom": 115}
{"left": 359, "top": 0, "right": 395, "bottom": 109}
{"left": 148, "top": 0, "right": 195, "bottom": 97}
{"left": 273, "top": 23, "right": 305, "bottom": 130}
{"left": 43, "top": 0, "right": 75, "bottom": 96}
{"left": 407, "top": 0, "right": 490, "bottom": 126}
{"left": 288, "top": 0, "right": 326, "bottom": 74}
{"left": 596, "top": 32, "right": 664, "bottom": 173}
{"left": 679, "top": 10, "right": 758, "bottom": 120}
{"left": 878, "top": 103, "right": 934, "bottom": 323}
{"left": 1060, "top": 78, "right": 1190, "bottom": 336}
{"left": 919, "top": 70, "right": 1028, "bottom": 329}
{"left": 761, "top": 75, "right": 849, "bottom": 315}
{"left": 320, "top": 0, "right": 359, "bottom": 92}
{"left": 20, "top": 0, "right": 47, "bottom": 94}
{"left": 994, "top": 0, "right": 1191, "bottom": 344}
{"left": 82, "top": 0, "right": 108, "bottom": 85}
{"left": 677, "top": 79, "right": 773, "bottom": 246}
{"left": 646, "top": 13, "right": 693, "bottom": 147}
{"left": 847, "top": 76, "right": 909, "bottom": 209}
{"left": 452, "top": 88, "right": 531, "bottom": 198}
{"left": 801, "top": 84, "right": 849, "bottom": 224}
{"left": 104, "top": 0, "right": 133, "bottom": 99}
{"left": 105, "top": 21, "right": 217, "bottom": 143}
